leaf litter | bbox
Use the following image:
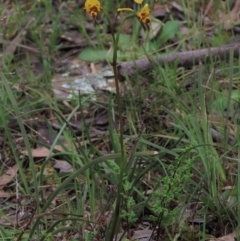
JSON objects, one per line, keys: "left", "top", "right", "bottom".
{"left": 0, "top": 164, "right": 18, "bottom": 190}
{"left": 1, "top": 0, "right": 240, "bottom": 240}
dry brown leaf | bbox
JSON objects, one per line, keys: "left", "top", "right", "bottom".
{"left": 37, "top": 127, "right": 58, "bottom": 147}
{"left": 210, "top": 232, "right": 236, "bottom": 241}
{"left": 132, "top": 229, "right": 153, "bottom": 239}
{"left": 60, "top": 30, "right": 84, "bottom": 44}
{"left": 0, "top": 209, "right": 32, "bottom": 227}
{"left": 116, "top": 229, "right": 153, "bottom": 241}
{"left": 0, "top": 164, "right": 18, "bottom": 189}
{"left": 5, "top": 18, "right": 35, "bottom": 56}
{"left": 0, "top": 190, "right": 12, "bottom": 198}
{"left": 54, "top": 160, "right": 73, "bottom": 173}
{"left": 22, "top": 145, "right": 66, "bottom": 158}
{"left": 218, "top": 0, "right": 240, "bottom": 29}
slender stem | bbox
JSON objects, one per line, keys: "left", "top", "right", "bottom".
{"left": 110, "top": 46, "right": 125, "bottom": 241}
{"left": 111, "top": 13, "right": 125, "bottom": 165}
{"left": 105, "top": 13, "right": 128, "bottom": 241}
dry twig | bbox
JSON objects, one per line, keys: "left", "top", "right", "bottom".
{"left": 118, "top": 41, "right": 240, "bottom": 78}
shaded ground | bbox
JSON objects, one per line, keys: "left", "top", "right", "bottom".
{"left": 1, "top": 0, "right": 240, "bottom": 240}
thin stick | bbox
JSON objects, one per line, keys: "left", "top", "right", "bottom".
{"left": 118, "top": 41, "right": 240, "bottom": 77}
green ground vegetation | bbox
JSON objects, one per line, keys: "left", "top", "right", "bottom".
{"left": 0, "top": 0, "right": 240, "bottom": 240}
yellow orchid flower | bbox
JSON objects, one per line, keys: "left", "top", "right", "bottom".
{"left": 118, "top": 8, "right": 134, "bottom": 12}
{"left": 136, "top": 4, "right": 151, "bottom": 24}
{"left": 134, "top": 0, "right": 143, "bottom": 4}
{"left": 84, "top": 0, "right": 102, "bottom": 18}
{"left": 117, "top": 2, "right": 151, "bottom": 25}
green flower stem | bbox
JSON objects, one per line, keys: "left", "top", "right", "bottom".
{"left": 104, "top": 12, "right": 134, "bottom": 241}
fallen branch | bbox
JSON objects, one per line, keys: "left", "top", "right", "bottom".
{"left": 118, "top": 41, "right": 240, "bottom": 77}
